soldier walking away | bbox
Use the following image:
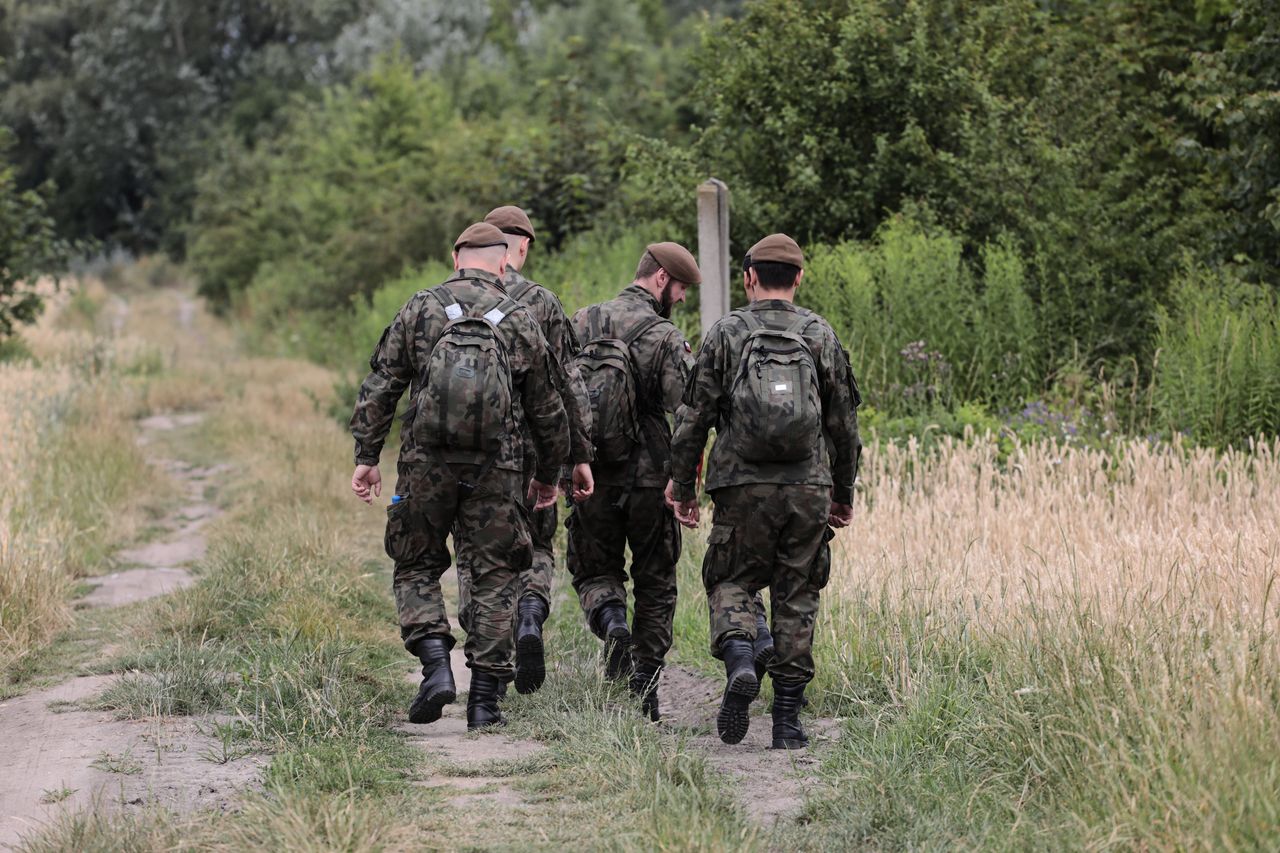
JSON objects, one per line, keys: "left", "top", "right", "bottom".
{"left": 566, "top": 242, "right": 700, "bottom": 721}
{"left": 350, "top": 222, "right": 569, "bottom": 731}
{"left": 667, "top": 233, "right": 862, "bottom": 748}
{"left": 459, "top": 204, "right": 594, "bottom": 695}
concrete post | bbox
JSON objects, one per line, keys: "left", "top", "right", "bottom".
{"left": 696, "top": 178, "right": 731, "bottom": 337}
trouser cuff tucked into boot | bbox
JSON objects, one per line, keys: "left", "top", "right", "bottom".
{"left": 514, "top": 594, "right": 550, "bottom": 695}
{"left": 716, "top": 637, "right": 760, "bottom": 745}
{"left": 467, "top": 672, "right": 507, "bottom": 730}
{"left": 408, "top": 637, "right": 456, "bottom": 725}
{"left": 592, "top": 602, "right": 632, "bottom": 680}
{"left": 770, "top": 680, "right": 809, "bottom": 749}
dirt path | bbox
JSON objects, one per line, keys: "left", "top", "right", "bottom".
{"left": 0, "top": 412, "right": 253, "bottom": 849}
{"left": 661, "top": 664, "right": 840, "bottom": 826}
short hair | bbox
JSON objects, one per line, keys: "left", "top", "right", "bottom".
{"left": 750, "top": 260, "right": 801, "bottom": 290}
{"left": 504, "top": 235, "right": 528, "bottom": 254}
{"left": 635, "top": 250, "right": 662, "bottom": 280}
{"left": 456, "top": 244, "right": 507, "bottom": 267}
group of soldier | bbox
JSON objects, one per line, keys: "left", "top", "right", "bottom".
{"left": 349, "top": 204, "right": 861, "bottom": 749}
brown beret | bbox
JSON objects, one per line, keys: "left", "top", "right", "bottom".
{"left": 484, "top": 205, "right": 536, "bottom": 242}
{"left": 746, "top": 233, "right": 804, "bottom": 269}
{"left": 453, "top": 222, "right": 509, "bottom": 251}
{"left": 646, "top": 241, "right": 702, "bottom": 285}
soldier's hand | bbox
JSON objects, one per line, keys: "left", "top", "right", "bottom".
{"left": 352, "top": 464, "right": 382, "bottom": 504}
{"left": 828, "top": 502, "right": 854, "bottom": 528}
{"left": 529, "top": 479, "right": 558, "bottom": 511}
{"left": 570, "top": 463, "right": 595, "bottom": 501}
{"left": 665, "top": 479, "right": 700, "bottom": 528}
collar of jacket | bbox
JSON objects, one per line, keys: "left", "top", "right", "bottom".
{"left": 748, "top": 298, "right": 797, "bottom": 312}
{"left": 449, "top": 268, "right": 507, "bottom": 292}
{"left": 620, "top": 283, "right": 663, "bottom": 315}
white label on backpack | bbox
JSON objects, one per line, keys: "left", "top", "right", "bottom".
{"left": 483, "top": 307, "right": 507, "bottom": 325}
{"left": 444, "top": 303, "right": 463, "bottom": 320}
{"left": 774, "top": 382, "right": 790, "bottom": 392}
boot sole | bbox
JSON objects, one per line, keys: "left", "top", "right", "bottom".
{"left": 716, "top": 670, "right": 760, "bottom": 744}
{"left": 514, "top": 633, "right": 546, "bottom": 694}
{"left": 770, "top": 737, "right": 809, "bottom": 750}
{"left": 466, "top": 714, "right": 507, "bottom": 731}
{"left": 408, "top": 685, "right": 456, "bottom": 725}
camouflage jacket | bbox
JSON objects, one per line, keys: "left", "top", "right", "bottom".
{"left": 350, "top": 268, "right": 569, "bottom": 485}
{"left": 669, "top": 299, "right": 862, "bottom": 503}
{"left": 570, "top": 284, "right": 694, "bottom": 488}
{"left": 501, "top": 266, "right": 593, "bottom": 465}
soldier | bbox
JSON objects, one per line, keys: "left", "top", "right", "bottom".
{"left": 666, "top": 233, "right": 862, "bottom": 748}
{"left": 454, "top": 204, "right": 593, "bottom": 695}
{"left": 350, "top": 222, "right": 569, "bottom": 731}
{"left": 566, "top": 242, "right": 699, "bottom": 721}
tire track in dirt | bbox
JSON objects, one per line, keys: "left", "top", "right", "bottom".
{"left": 0, "top": 410, "right": 263, "bottom": 849}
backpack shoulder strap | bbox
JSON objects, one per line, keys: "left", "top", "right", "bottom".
{"left": 738, "top": 310, "right": 764, "bottom": 332}
{"left": 622, "top": 314, "right": 664, "bottom": 346}
{"left": 785, "top": 309, "right": 815, "bottom": 335}
{"left": 482, "top": 297, "right": 521, "bottom": 327}
{"left": 429, "top": 286, "right": 464, "bottom": 321}
{"left": 506, "top": 278, "right": 535, "bottom": 303}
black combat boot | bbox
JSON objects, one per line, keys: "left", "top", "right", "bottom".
{"left": 594, "top": 603, "right": 633, "bottom": 680}
{"left": 408, "top": 637, "right": 456, "bottom": 725}
{"left": 752, "top": 610, "right": 775, "bottom": 682}
{"left": 467, "top": 672, "right": 507, "bottom": 730}
{"left": 771, "top": 681, "right": 809, "bottom": 749}
{"left": 514, "top": 595, "right": 549, "bottom": 695}
{"left": 629, "top": 664, "right": 662, "bottom": 722}
{"left": 716, "top": 638, "right": 760, "bottom": 744}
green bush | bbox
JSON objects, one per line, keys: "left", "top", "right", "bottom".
{"left": 1155, "top": 265, "right": 1280, "bottom": 447}
{"left": 802, "top": 214, "right": 1042, "bottom": 412}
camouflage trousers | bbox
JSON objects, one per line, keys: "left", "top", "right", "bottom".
{"left": 565, "top": 485, "right": 681, "bottom": 670}
{"left": 702, "top": 483, "right": 832, "bottom": 685}
{"left": 456, "top": 461, "right": 556, "bottom": 635}
{"left": 386, "top": 461, "right": 531, "bottom": 680}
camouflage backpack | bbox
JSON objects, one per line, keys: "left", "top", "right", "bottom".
{"left": 727, "top": 311, "right": 822, "bottom": 463}
{"left": 410, "top": 285, "right": 520, "bottom": 459}
{"left": 574, "top": 307, "right": 663, "bottom": 464}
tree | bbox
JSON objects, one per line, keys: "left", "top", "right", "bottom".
{"left": 0, "top": 127, "right": 68, "bottom": 338}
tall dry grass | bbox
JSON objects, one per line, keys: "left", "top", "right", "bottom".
{"left": 833, "top": 432, "right": 1279, "bottom": 630}
{"left": 810, "top": 433, "right": 1280, "bottom": 847}
{"left": 0, "top": 279, "right": 169, "bottom": 674}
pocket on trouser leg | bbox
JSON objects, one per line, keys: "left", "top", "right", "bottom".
{"left": 701, "top": 524, "right": 735, "bottom": 590}
{"left": 810, "top": 526, "right": 835, "bottom": 591}
{"left": 384, "top": 497, "right": 421, "bottom": 563}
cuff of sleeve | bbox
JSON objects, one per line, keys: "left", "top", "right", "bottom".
{"left": 534, "top": 465, "right": 558, "bottom": 486}
{"left": 355, "top": 455, "right": 380, "bottom": 467}
{"left": 570, "top": 443, "right": 595, "bottom": 464}
{"left": 671, "top": 479, "right": 697, "bottom": 503}
{"left": 832, "top": 484, "right": 854, "bottom": 505}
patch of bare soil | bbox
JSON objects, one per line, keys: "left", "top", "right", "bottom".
{"left": 660, "top": 664, "right": 840, "bottom": 827}
{"left": 397, "top": 632, "right": 546, "bottom": 810}
{"left": 0, "top": 675, "right": 264, "bottom": 847}
{"left": 0, "top": 409, "right": 247, "bottom": 848}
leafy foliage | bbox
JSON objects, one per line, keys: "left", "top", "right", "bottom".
{"left": 0, "top": 129, "right": 68, "bottom": 337}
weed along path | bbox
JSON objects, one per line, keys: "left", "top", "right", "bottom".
{"left": 0, "top": 411, "right": 260, "bottom": 847}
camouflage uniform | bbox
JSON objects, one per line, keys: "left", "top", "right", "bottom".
{"left": 458, "top": 266, "right": 592, "bottom": 622}
{"left": 351, "top": 268, "right": 569, "bottom": 681}
{"left": 566, "top": 284, "right": 693, "bottom": 671}
{"left": 670, "top": 299, "right": 861, "bottom": 684}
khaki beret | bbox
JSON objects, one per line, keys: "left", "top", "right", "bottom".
{"left": 646, "top": 241, "right": 702, "bottom": 285}
{"left": 484, "top": 205, "right": 536, "bottom": 242}
{"left": 746, "top": 233, "right": 804, "bottom": 268}
{"left": 453, "top": 222, "right": 509, "bottom": 251}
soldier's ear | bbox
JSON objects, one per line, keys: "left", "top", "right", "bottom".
{"left": 794, "top": 269, "right": 804, "bottom": 289}
{"left": 452, "top": 251, "right": 462, "bottom": 271}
